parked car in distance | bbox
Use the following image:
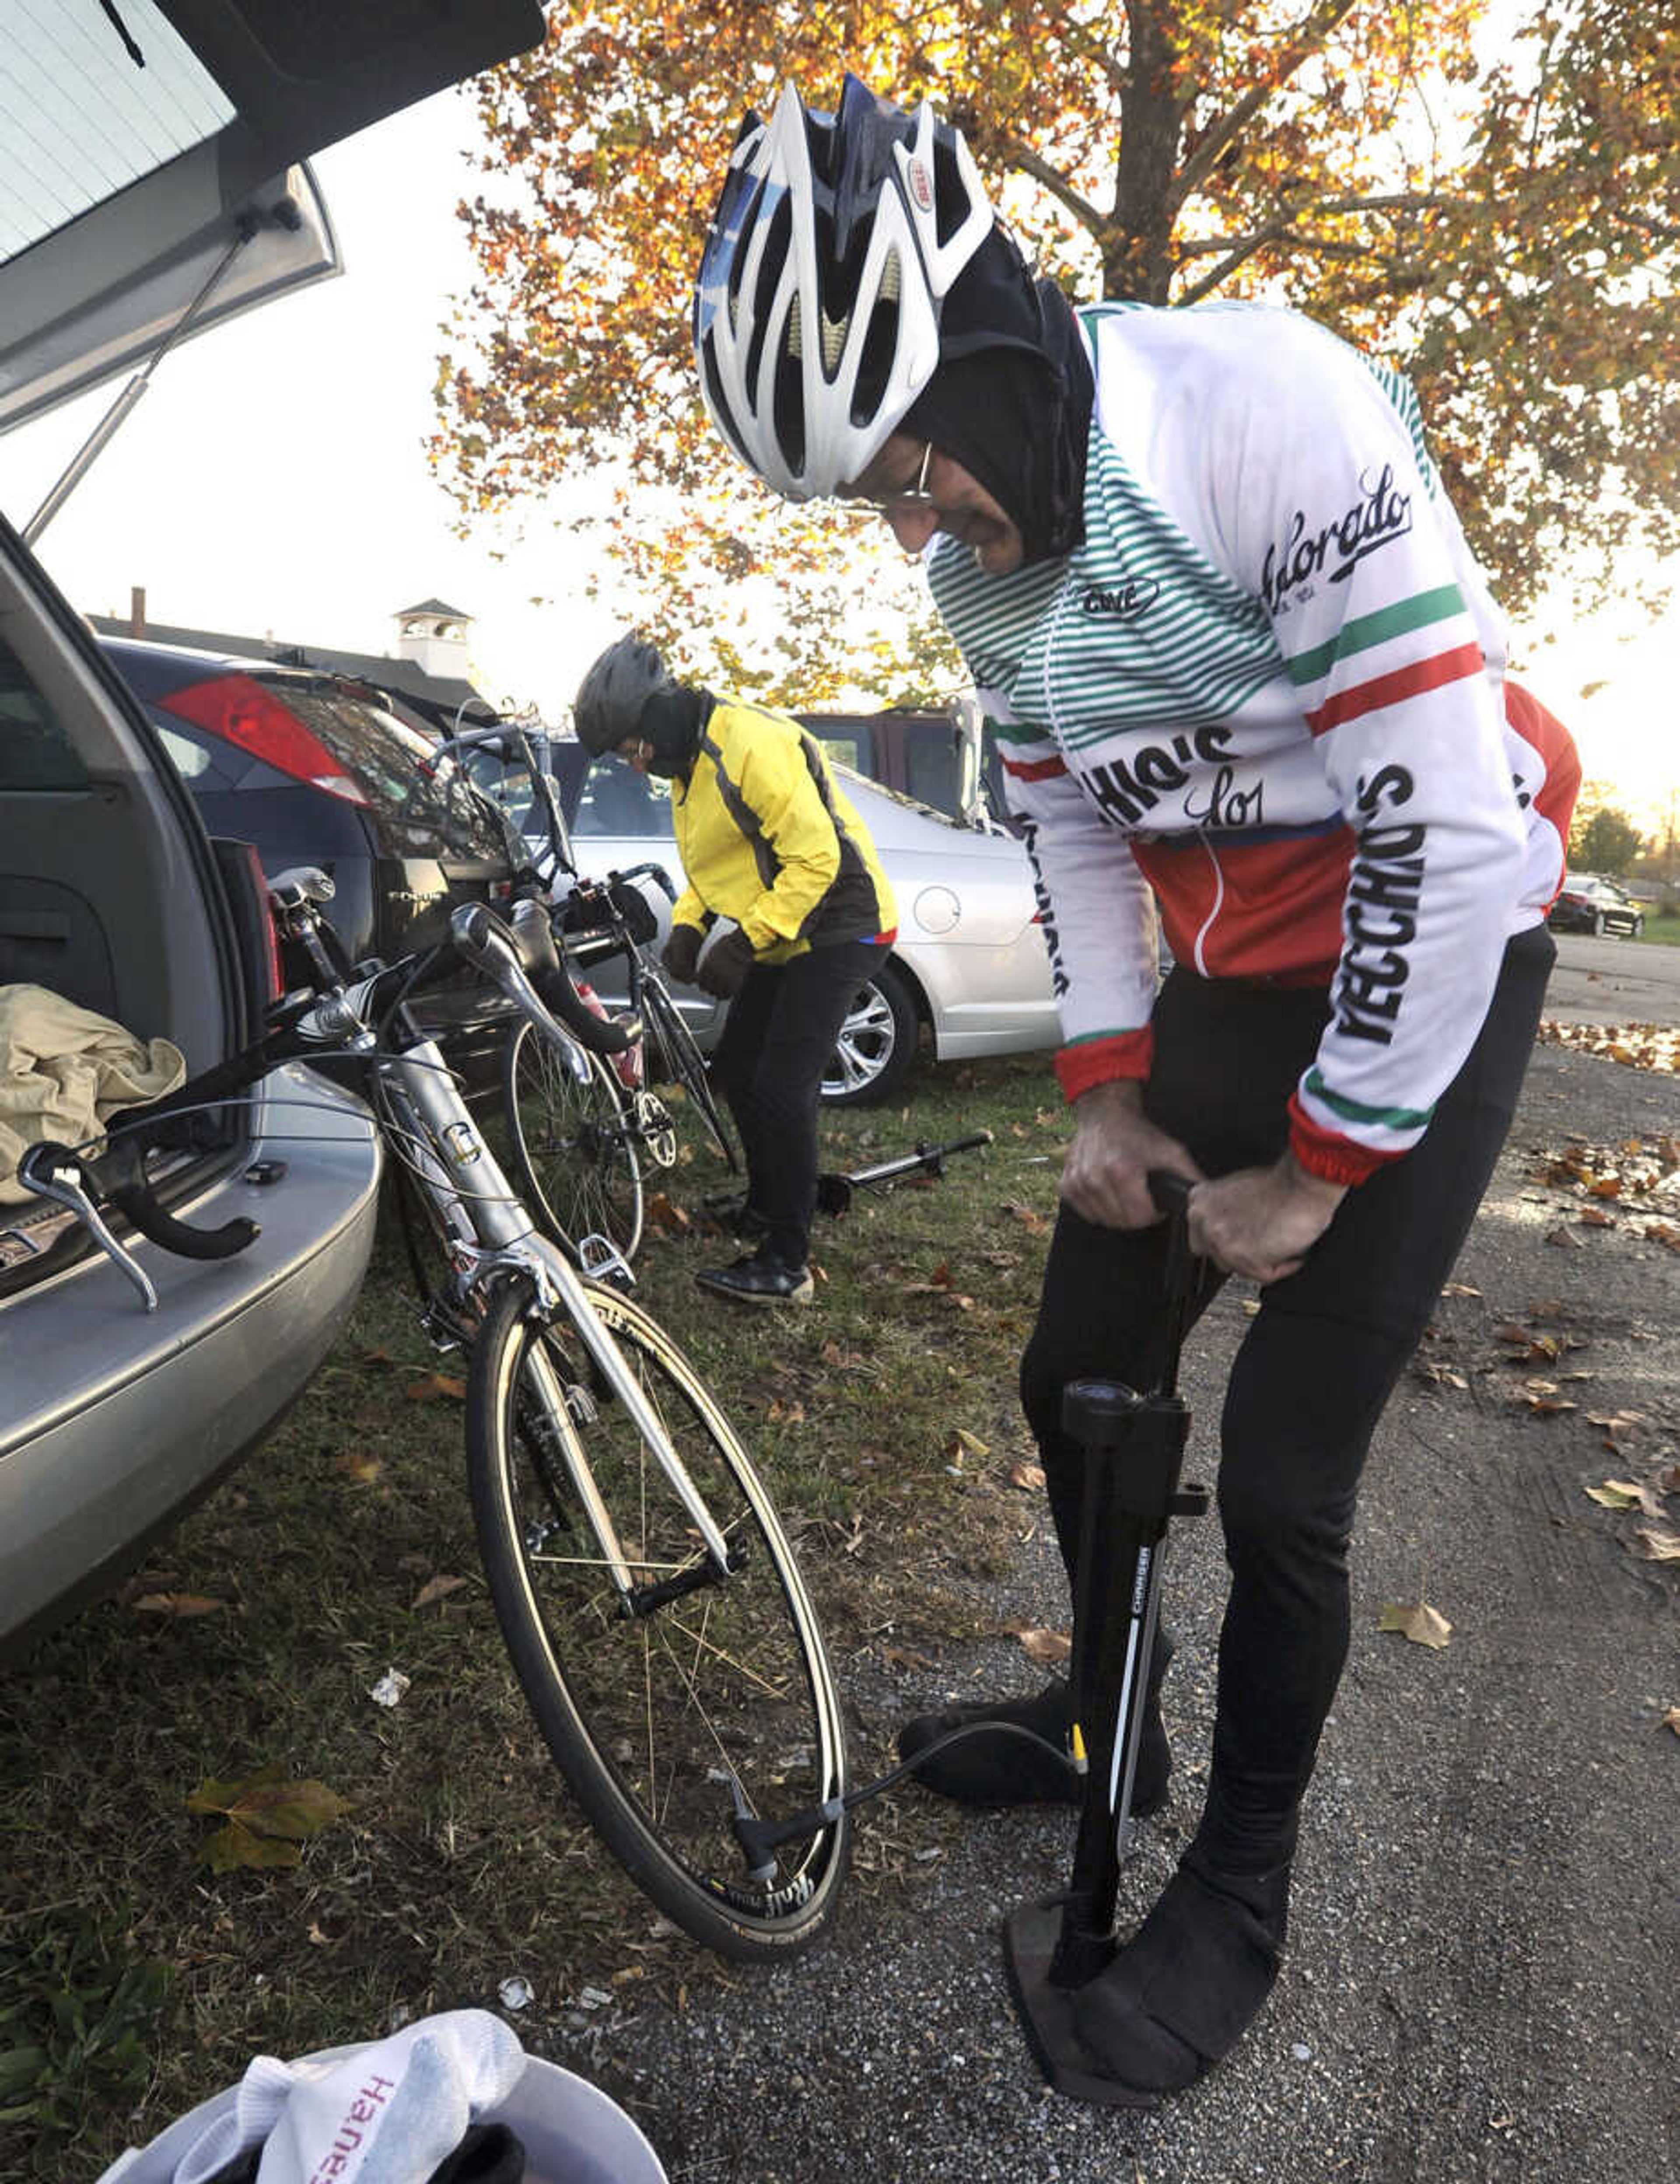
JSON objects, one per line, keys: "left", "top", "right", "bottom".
{"left": 799, "top": 700, "right": 1009, "bottom": 828}
{"left": 0, "top": 0, "right": 545, "bottom": 1657}
{"left": 466, "top": 732, "right": 1060, "bottom": 1106}
{"left": 103, "top": 637, "right": 521, "bottom": 1072}
{"left": 1548, "top": 873, "right": 1646, "bottom": 938}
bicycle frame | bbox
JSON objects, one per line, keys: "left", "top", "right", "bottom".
{"left": 373, "top": 1024, "right": 736, "bottom": 1590}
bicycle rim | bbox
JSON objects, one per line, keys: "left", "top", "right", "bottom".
{"left": 504, "top": 1022, "right": 644, "bottom": 1264}
{"left": 639, "top": 976, "right": 740, "bottom": 1172}
{"left": 467, "top": 1276, "right": 847, "bottom": 1958}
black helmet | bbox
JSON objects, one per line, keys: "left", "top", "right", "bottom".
{"left": 572, "top": 634, "right": 679, "bottom": 756}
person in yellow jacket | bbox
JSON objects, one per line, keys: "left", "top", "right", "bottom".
{"left": 573, "top": 634, "right": 897, "bottom": 1304}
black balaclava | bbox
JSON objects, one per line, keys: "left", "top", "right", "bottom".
{"left": 638, "top": 685, "right": 713, "bottom": 779}
{"left": 901, "top": 226, "right": 1093, "bottom": 567}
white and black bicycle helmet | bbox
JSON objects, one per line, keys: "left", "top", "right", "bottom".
{"left": 693, "top": 75, "right": 994, "bottom": 500}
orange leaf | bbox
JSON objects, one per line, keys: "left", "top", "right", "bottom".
{"left": 132, "top": 1592, "right": 226, "bottom": 1618}
{"left": 404, "top": 1372, "right": 466, "bottom": 1403}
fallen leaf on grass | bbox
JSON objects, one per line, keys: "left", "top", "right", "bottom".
{"left": 358, "top": 1345, "right": 397, "bottom": 1368}
{"left": 187, "top": 1763, "right": 350, "bottom": 1873}
{"left": 132, "top": 1592, "right": 227, "bottom": 1618}
{"left": 1378, "top": 1600, "right": 1453, "bottom": 1649}
{"left": 1440, "top": 1281, "right": 1482, "bottom": 1298}
{"left": 1631, "top": 1527, "right": 1680, "bottom": 1563}
{"left": 1414, "top": 1362, "right": 1468, "bottom": 1390}
{"left": 1000, "top": 1200, "right": 1048, "bottom": 1233}
{"left": 949, "top": 1427, "right": 990, "bottom": 1458}
{"left": 404, "top": 1371, "right": 466, "bottom": 1404}
{"left": 1577, "top": 1207, "right": 1616, "bottom": 1228}
{"left": 1663, "top": 1708, "right": 1680, "bottom": 1737}
{"left": 643, "top": 1193, "right": 690, "bottom": 1236}
{"left": 336, "top": 1450, "right": 383, "bottom": 1484}
{"left": 410, "top": 1574, "right": 468, "bottom": 1611}
{"left": 1008, "top": 1461, "right": 1047, "bottom": 1492}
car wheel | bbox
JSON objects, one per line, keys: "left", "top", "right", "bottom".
{"left": 1591, "top": 910, "right": 1605, "bottom": 936}
{"left": 1631, "top": 915, "right": 1644, "bottom": 938}
{"left": 821, "top": 960, "right": 920, "bottom": 1106}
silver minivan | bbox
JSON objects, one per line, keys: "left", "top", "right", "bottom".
{"left": 0, "top": 0, "right": 543, "bottom": 1653}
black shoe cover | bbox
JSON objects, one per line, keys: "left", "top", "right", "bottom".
{"left": 1068, "top": 1852, "right": 1291, "bottom": 2100}
{"left": 897, "top": 1655, "right": 1172, "bottom": 1813}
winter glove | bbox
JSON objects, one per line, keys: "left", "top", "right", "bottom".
{"left": 661, "top": 923, "right": 704, "bottom": 984}
{"left": 695, "top": 928, "right": 757, "bottom": 999}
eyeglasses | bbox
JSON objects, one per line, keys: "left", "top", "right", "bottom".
{"left": 841, "top": 440, "right": 935, "bottom": 512}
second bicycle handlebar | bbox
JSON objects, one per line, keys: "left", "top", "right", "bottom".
{"left": 452, "top": 900, "right": 642, "bottom": 1059}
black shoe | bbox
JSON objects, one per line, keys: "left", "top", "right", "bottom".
{"left": 1066, "top": 1849, "right": 1292, "bottom": 2103}
{"left": 695, "top": 1250, "right": 814, "bottom": 1306}
{"left": 896, "top": 1648, "right": 1173, "bottom": 1813}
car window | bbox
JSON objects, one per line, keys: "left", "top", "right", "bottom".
{"left": 265, "top": 680, "right": 507, "bottom": 858}
{"left": 0, "top": 8, "right": 234, "bottom": 262}
{"left": 0, "top": 635, "right": 91, "bottom": 789}
{"left": 574, "top": 757, "right": 675, "bottom": 839}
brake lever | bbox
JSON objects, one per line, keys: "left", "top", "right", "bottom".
{"left": 16, "top": 1144, "right": 158, "bottom": 1311}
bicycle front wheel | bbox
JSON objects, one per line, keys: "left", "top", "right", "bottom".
{"left": 467, "top": 1274, "right": 848, "bottom": 1959}
{"left": 503, "top": 1021, "right": 643, "bottom": 1265}
{"left": 638, "top": 973, "right": 740, "bottom": 1173}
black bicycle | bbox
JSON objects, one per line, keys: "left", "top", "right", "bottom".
{"left": 445, "top": 718, "right": 740, "bottom": 1269}
{"left": 19, "top": 873, "right": 844, "bottom": 1961}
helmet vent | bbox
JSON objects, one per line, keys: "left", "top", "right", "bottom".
{"left": 820, "top": 308, "right": 849, "bottom": 372}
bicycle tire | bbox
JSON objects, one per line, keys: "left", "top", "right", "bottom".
{"left": 637, "top": 972, "right": 740, "bottom": 1173}
{"left": 467, "top": 1272, "right": 848, "bottom": 1959}
{"left": 502, "top": 1021, "right": 644, "bottom": 1265}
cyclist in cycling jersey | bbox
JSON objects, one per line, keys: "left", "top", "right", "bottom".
{"left": 690, "top": 77, "right": 1580, "bottom": 2101}
{"left": 573, "top": 634, "right": 897, "bottom": 1305}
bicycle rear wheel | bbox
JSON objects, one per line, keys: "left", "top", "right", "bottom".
{"left": 467, "top": 1274, "right": 847, "bottom": 1959}
{"left": 637, "top": 972, "right": 740, "bottom": 1173}
{"left": 503, "top": 1021, "right": 643, "bottom": 1265}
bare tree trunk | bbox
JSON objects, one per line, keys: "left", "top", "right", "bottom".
{"left": 1105, "top": 3, "right": 1186, "bottom": 300}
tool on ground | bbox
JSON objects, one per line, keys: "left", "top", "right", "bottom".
{"left": 701, "top": 1129, "right": 992, "bottom": 1229}
{"left": 815, "top": 1130, "right": 993, "bottom": 1215}
{"left": 1001, "top": 1169, "right": 1212, "bottom": 2106}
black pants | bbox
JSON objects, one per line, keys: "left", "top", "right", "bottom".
{"left": 1020, "top": 926, "right": 1555, "bottom": 1862}
{"left": 709, "top": 938, "right": 883, "bottom": 1267}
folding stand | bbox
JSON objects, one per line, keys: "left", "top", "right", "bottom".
{"left": 1002, "top": 1172, "right": 1210, "bottom": 2106}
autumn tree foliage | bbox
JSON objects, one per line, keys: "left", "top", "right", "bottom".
{"left": 433, "top": 1, "right": 1679, "bottom": 705}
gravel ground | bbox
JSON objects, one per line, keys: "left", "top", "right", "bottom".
{"left": 532, "top": 1039, "right": 1678, "bottom": 2184}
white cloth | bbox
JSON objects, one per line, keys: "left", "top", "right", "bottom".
{"left": 97, "top": 2010, "right": 525, "bottom": 2184}
{"left": 0, "top": 983, "right": 185, "bottom": 1204}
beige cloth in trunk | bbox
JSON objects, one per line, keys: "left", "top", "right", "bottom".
{"left": 0, "top": 984, "right": 186, "bottom": 1206}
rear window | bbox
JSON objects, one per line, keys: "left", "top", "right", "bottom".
{"left": 0, "top": 2, "right": 235, "bottom": 264}
{"left": 573, "top": 757, "right": 675, "bottom": 840}
{"left": 267, "top": 680, "right": 511, "bottom": 860}
{"left": 0, "top": 635, "right": 90, "bottom": 790}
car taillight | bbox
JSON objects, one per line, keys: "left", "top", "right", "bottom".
{"left": 240, "top": 840, "right": 284, "bottom": 1001}
{"left": 158, "top": 674, "right": 369, "bottom": 804}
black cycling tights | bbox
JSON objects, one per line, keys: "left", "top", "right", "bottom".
{"left": 709, "top": 938, "right": 883, "bottom": 1268}
{"left": 1020, "top": 927, "right": 1555, "bottom": 1866}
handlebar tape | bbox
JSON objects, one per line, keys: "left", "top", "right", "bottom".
{"left": 106, "top": 1182, "right": 259, "bottom": 1260}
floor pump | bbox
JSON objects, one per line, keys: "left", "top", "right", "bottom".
{"left": 1002, "top": 1170, "right": 1211, "bottom": 2105}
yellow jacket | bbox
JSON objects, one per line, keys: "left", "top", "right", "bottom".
{"left": 670, "top": 700, "right": 896, "bottom": 960}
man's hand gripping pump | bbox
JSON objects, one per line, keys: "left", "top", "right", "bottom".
{"left": 1003, "top": 1169, "right": 1211, "bottom": 2104}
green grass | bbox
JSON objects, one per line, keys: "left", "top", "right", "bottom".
{"left": 1629, "top": 908, "right": 1680, "bottom": 947}
{"left": 0, "top": 1049, "right": 1068, "bottom": 2178}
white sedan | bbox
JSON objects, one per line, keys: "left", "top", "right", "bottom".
{"left": 556, "top": 744, "right": 1058, "bottom": 1105}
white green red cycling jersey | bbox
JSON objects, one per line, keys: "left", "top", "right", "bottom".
{"left": 926, "top": 301, "right": 1579, "bottom": 1185}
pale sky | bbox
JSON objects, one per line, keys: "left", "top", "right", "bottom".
{"left": 0, "top": 81, "right": 1673, "bottom": 837}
